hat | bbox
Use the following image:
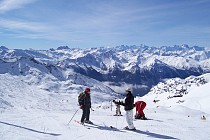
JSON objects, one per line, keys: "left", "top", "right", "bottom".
{"left": 85, "top": 88, "right": 90, "bottom": 92}
{"left": 125, "top": 88, "right": 131, "bottom": 92}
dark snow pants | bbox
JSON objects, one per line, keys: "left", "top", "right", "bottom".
{"left": 81, "top": 106, "right": 90, "bottom": 122}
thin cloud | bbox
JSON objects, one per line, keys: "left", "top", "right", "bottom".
{"left": 0, "top": 0, "right": 36, "bottom": 13}
{"left": 0, "top": 18, "right": 51, "bottom": 32}
{"left": 0, "top": 18, "right": 80, "bottom": 42}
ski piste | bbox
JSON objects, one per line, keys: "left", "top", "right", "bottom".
{"left": 74, "top": 120, "right": 90, "bottom": 129}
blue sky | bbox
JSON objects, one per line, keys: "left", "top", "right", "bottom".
{"left": 0, "top": 0, "right": 210, "bottom": 50}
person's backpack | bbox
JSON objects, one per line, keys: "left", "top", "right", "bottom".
{"left": 78, "top": 92, "right": 85, "bottom": 105}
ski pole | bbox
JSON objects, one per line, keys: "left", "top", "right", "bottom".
{"left": 67, "top": 108, "right": 79, "bottom": 125}
{"left": 111, "top": 101, "right": 112, "bottom": 111}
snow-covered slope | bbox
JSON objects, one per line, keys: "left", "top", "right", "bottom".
{"left": 0, "top": 72, "right": 210, "bottom": 140}
{"left": 0, "top": 73, "right": 116, "bottom": 112}
{"left": 1, "top": 45, "right": 210, "bottom": 140}
{"left": 143, "top": 73, "right": 210, "bottom": 114}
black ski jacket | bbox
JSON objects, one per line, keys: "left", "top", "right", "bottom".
{"left": 118, "top": 92, "right": 134, "bottom": 111}
{"left": 78, "top": 92, "right": 91, "bottom": 108}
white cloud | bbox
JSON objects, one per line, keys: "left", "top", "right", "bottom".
{"left": 0, "top": 18, "right": 50, "bottom": 32}
{"left": 0, "top": 0, "right": 36, "bottom": 13}
{"left": 0, "top": 18, "right": 79, "bottom": 42}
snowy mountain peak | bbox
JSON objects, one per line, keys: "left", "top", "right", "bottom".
{"left": 0, "top": 46, "right": 9, "bottom": 51}
{"left": 57, "top": 46, "right": 70, "bottom": 50}
{"left": 1, "top": 44, "right": 210, "bottom": 96}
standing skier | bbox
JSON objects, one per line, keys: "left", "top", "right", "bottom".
{"left": 114, "top": 88, "right": 136, "bottom": 130}
{"left": 78, "top": 88, "right": 92, "bottom": 124}
{"left": 113, "top": 99, "right": 122, "bottom": 116}
{"left": 134, "top": 100, "right": 147, "bottom": 120}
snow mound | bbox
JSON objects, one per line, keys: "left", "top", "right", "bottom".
{"left": 143, "top": 73, "right": 210, "bottom": 114}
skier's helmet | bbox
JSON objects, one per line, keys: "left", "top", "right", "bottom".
{"left": 85, "top": 88, "right": 90, "bottom": 93}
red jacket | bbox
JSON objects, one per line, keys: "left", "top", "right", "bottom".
{"left": 135, "top": 101, "right": 146, "bottom": 114}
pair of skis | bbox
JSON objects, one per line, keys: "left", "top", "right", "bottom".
{"left": 74, "top": 120, "right": 93, "bottom": 129}
{"left": 110, "top": 126, "right": 137, "bottom": 131}
{"left": 74, "top": 120, "right": 137, "bottom": 131}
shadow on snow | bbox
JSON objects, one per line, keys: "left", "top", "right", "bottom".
{"left": 86, "top": 123, "right": 178, "bottom": 139}
{"left": 129, "top": 129, "right": 178, "bottom": 139}
{"left": 0, "top": 121, "right": 61, "bottom": 136}
{"left": 86, "top": 123, "right": 124, "bottom": 132}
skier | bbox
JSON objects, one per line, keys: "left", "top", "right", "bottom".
{"left": 78, "top": 87, "right": 92, "bottom": 124}
{"left": 114, "top": 88, "right": 136, "bottom": 130}
{"left": 113, "top": 99, "right": 122, "bottom": 116}
{"left": 134, "top": 100, "right": 147, "bottom": 120}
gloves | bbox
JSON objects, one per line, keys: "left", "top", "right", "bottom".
{"left": 80, "top": 105, "right": 83, "bottom": 109}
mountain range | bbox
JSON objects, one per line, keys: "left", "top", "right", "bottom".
{"left": 0, "top": 44, "right": 210, "bottom": 96}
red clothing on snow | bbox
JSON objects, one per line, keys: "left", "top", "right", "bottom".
{"left": 135, "top": 101, "right": 146, "bottom": 117}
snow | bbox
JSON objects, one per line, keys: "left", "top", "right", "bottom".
{"left": 1, "top": 45, "right": 210, "bottom": 139}
{"left": 1, "top": 73, "right": 210, "bottom": 140}
{"left": 183, "top": 82, "right": 210, "bottom": 113}
{"left": 141, "top": 55, "right": 200, "bottom": 70}
{"left": 2, "top": 44, "right": 209, "bottom": 73}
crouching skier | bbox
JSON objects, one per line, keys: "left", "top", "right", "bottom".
{"left": 134, "top": 101, "right": 147, "bottom": 120}
{"left": 114, "top": 88, "right": 136, "bottom": 130}
{"left": 78, "top": 88, "right": 93, "bottom": 125}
